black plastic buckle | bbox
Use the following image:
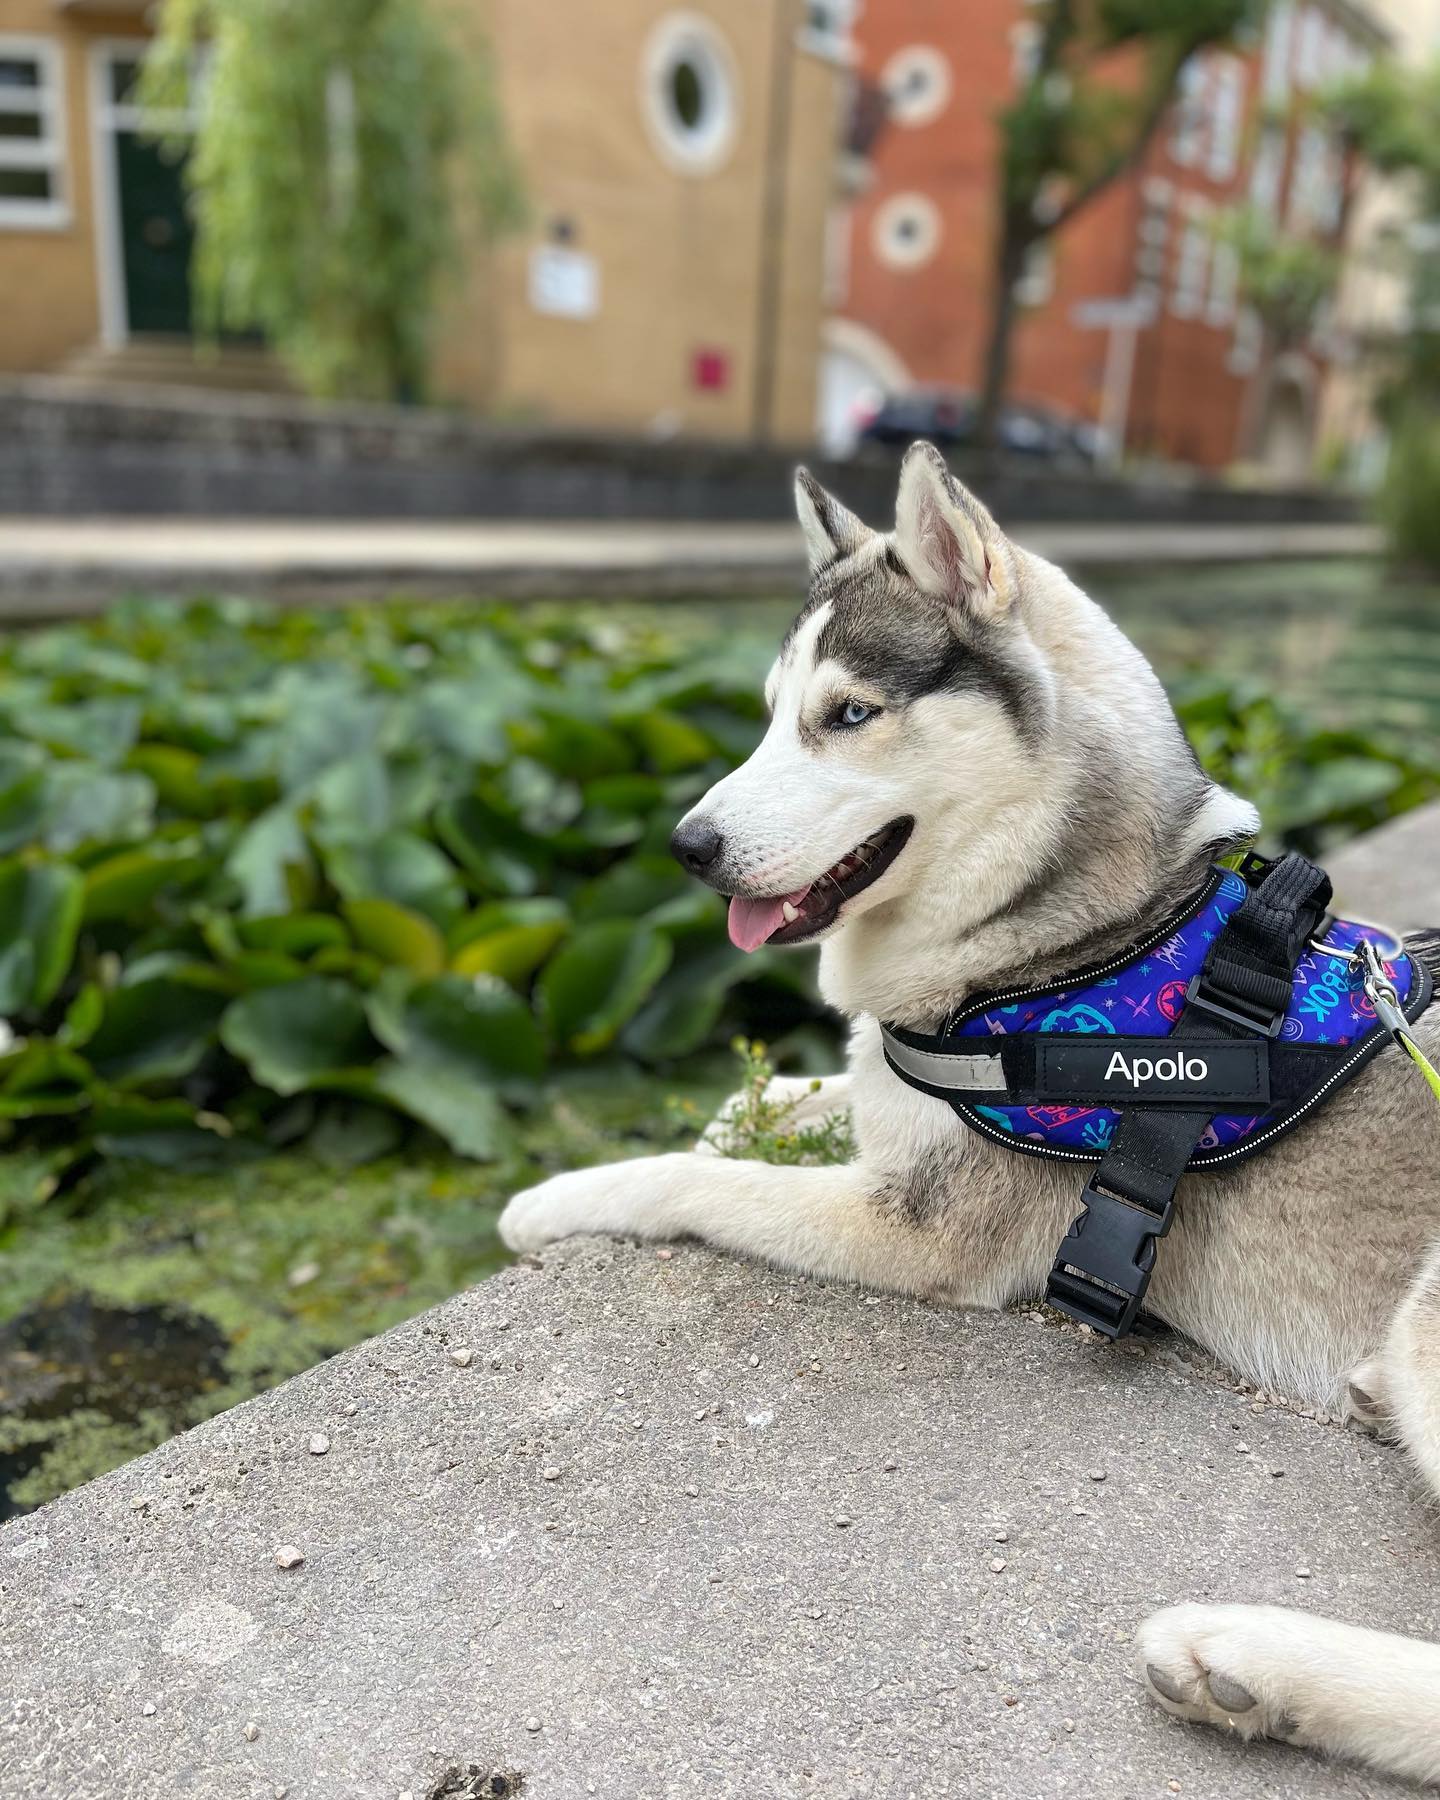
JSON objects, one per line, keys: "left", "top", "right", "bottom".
{"left": 1184, "top": 971, "right": 1285, "bottom": 1039}
{"left": 1046, "top": 1179, "right": 1174, "bottom": 1341}
{"left": 1235, "top": 849, "right": 1273, "bottom": 887}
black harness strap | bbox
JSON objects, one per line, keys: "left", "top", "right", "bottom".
{"left": 1045, "top": 851, "right": 1333, "bottom": 1341}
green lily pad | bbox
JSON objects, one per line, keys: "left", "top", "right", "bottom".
{"left": 227, "top": 805, "right": 315, "bottom": 918}
{"left": 0, "top": 859, "right": 83, "bottom": 1012}
{"left": 220, "top": 978, "right": 377, "bottom": 1096}
{"left": 448, "top": 899, "right": 570, "bottom": 985}
{"left": 237, "top": 913, "right": 350, "bottom": 957}
{"left": 82, "top": 843, "right": 209, "bottom": 925}
{"left": 87, "top": 979, "right": 229, "bottom": 1086}
{"left": 325, "top": 831, "right": 466, "bottom": 928}
{"left": 433, "top": 794, "right": 547, "bottom": 897}
{"left": 344, "top": 898, "right": 447, "bottom": 976}
{"left": 537, "top": 922, "right": 673, "bottom": 1056}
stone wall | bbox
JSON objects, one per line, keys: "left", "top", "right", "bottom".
{"left": 0, "top": 379, "right": 1365, "bottom": 524}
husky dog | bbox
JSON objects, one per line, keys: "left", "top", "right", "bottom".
{"left": 499, "top": 441, "right": 1440, "bottom": 1784}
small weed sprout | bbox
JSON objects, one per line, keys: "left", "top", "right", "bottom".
{"left": 674, "top": 1038, "right": 854, "bottom": 1166}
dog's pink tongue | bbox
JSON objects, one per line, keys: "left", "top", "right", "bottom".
{"left": 727, "top": 887, "right": 811, "bottom": 953}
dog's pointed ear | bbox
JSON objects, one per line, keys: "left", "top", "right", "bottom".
{"left": 893, "top": 441, "right": 1013, "bottom": 612}
{"left": 794, "top": 467, "right": 869, "bottom": 574}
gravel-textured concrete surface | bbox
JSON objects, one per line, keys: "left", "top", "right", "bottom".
{"left": 1, "top": 1245, "right": 1433, "bottom": 1800}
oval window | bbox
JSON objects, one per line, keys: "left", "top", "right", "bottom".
{"left": 881, "top": 45, "right": 952, "bottom": 128}
{"left": 873, "top": 193, "right": 942, "bottom": 270}
{"left": 642, "top": 14, "right": 740, "bottom": 176}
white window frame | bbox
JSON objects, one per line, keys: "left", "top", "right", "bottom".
{"left": 1009, "top": 20, "right": 1042, "bottom": 86}
{"left": 1170, "top": 196, "right": 1212, "bottom": 319}
{"left": 1205, "top": 238, "right": 1239, "bottom": 328}
{"left": 1227, "top": 304, "right": 1262, "bottom": 375}
{"left": 797, "top": 0, "right": 858, "bottom": 66}
{"left": 1287, "top": 122, "right": 1328, "bottom": 231}
{"left": 639, "top": 13, "right": 741, "bottom": 178}
{"left": 871, "top": 191, "right": 941, "bottom": 271}
{"left": 1294, "top": 3, "right": 1325, "bottom": 91}
{"left": 1262, "top": 0, "right": 1295, "bottom": 105}
{"left": 1206, "top": 56, "right": 1245, "bottom": 183}
{"left": 881, "top": 44, "right": 952, "bottom": 129}
{"left": 1168, "top": 57, "right": 1205, "bottom": 170}
{"left": 1014, "top": 239, "right": 1053, "bottom": 307}
{"left": 0, "top": 35, "right": 69, "bottom": 230}
{"left": 1249, "top": 126, "right": 1285, "bottom": 218}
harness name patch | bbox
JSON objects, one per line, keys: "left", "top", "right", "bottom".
{"left": 1035, "top": 1037, "right": 1270, "bottom": 1106}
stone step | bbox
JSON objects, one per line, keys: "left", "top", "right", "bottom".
{"left": 56, "top": 336, "right": 295, "bottom": 396}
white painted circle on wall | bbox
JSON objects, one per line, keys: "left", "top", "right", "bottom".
{"left": 881, "top": 45, "right": 952, "bottom": 127}
{"left": 641, "top": 13, "right": 741, "bottom": 176}
{"left": 872, "top": 192, "right": 941, "bottom": 269}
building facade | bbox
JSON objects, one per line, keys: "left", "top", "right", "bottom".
{"left": 0, "top": 0, "right": 846, "bottom": 442}
{"left": 824, "top": 0, "right": 1390, "bottom": 473}
{"left": 1316, "top": 0, "right": 1440, "bottom": 479}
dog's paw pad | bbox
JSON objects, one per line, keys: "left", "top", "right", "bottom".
{"left": 1206, "top": 1673, "right": 1257, "bottom": 1713}
{"left": 1145, "top": 1662, "right": 1194, "bottom": 1706}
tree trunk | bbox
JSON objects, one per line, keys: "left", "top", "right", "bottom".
{"left": 976, "top": 223, "right": 1028, "bottom": 449}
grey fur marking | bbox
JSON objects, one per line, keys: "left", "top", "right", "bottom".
{"left": 784, "top": 547, "right": 1043, "bottom": 740}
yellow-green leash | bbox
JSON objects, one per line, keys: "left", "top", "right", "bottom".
{"left": 1357, "top": 939, "right": 1440, "bottom": 1106}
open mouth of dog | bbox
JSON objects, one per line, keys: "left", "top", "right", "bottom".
{"left": 726, "top": 817, "right": 914, "bottom": 951}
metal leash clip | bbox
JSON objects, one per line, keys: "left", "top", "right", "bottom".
{"left": 1356, "top": 937, "right": 1411, "bottom": 1044}
{"left": 1308, "top": 922, "right": 1404, "bottom": 968}
{"left": 1312, "top": 930, "right": 1440, "bottom": 1108}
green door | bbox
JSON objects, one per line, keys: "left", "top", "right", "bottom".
{"left": 115, "top": 131, "right": 193, "bottom": 336}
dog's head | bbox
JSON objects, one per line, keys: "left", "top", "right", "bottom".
{"left": 671, "top": 441, "right": 1256, "bottom": 971}
{"left": 670, "top": 441, "right": 1057, "bottom": 952}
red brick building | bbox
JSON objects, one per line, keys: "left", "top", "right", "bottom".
{"left": 820, "top": 0, "right": 1389, "bottom": 473}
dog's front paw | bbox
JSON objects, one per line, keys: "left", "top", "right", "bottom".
{"left": 497, "top": 1157, "right": 683, "bottom": 1254}
{"left": 1137, "top": 1604, "right": 1299, "bottom": 1744}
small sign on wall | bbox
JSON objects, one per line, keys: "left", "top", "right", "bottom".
{"left": 529, "top": 246, "right": 600, "bottom": 319}
{"left": 692, "top": 348, "right": 730, "bottom": 391}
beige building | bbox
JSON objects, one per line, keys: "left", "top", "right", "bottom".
{"left": 0, "top": 0, "right": 847, "bottom": 443}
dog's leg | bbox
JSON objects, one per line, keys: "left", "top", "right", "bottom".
{"left": 1138, "top": 1243, "right": 1440, "bottom": 1785}
{"left": 696, "top": 1072, "right": 853, "bottom": 1156}
{"left": 499, "top": 1150, "right": 960, "bottom": 1298}
{"left": 1136, "top": 1605, "right": 1440, "bottom": 1783}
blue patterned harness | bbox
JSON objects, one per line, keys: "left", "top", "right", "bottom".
{"left": 881, "top": 852, "right": 1435, "bottom": 1340}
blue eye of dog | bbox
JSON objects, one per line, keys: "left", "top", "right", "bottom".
{"left": 835, "top": 699, "right": 878, "bottom": 728}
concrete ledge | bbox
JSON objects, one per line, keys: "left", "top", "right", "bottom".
{"left": 1, "top": 1239, "right": 1427, "bottom": 1800}
{"left": 1328, "top": 803, "right": 1440, "bottom": 933}
{"left": 0, "top": 517, "right": 1384, "bottom": 617}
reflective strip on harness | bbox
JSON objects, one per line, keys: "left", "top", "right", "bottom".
{"left": 878, "top": 1033, "right": 1001, "bottom": 1092}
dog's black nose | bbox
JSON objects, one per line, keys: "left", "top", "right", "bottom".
{"left": 670, "top": 819, "right": 723, "bottom": 873}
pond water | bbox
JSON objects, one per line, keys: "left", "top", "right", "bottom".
{"left": 720, "top": 558, "right": 1439, "bottom": 750}
{"left": 1093, "top": 559, "right": 1440, "bottom": 752}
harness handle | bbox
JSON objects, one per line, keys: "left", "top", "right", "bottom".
{"left": 1045, "top": 851, "right": 1331, "bottom": 1341}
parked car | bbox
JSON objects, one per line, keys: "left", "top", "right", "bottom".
{"left": 854, "top": 388, "right": 1108, "bottom": 464}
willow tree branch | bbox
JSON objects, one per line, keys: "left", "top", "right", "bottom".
{"left": 1044, "top": 51, "right": 1187, "bottom": 236}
